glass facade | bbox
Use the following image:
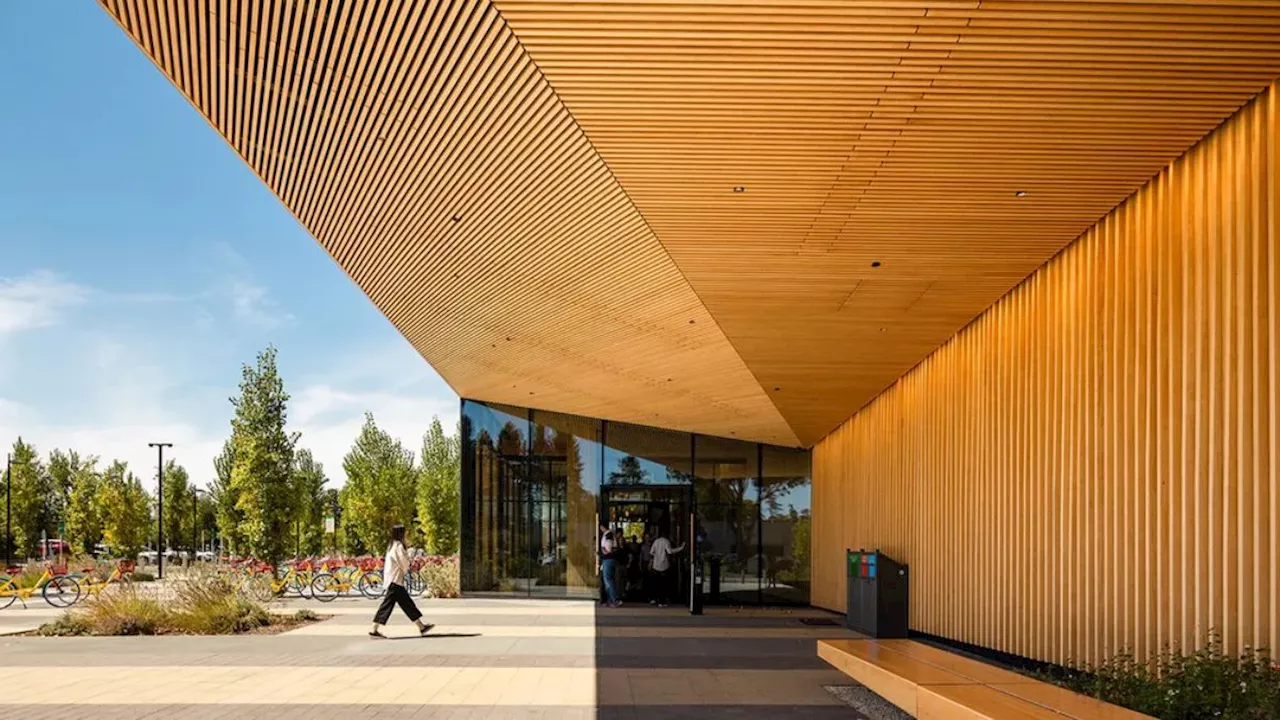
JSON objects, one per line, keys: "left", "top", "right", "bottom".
{"left": 461, "top": 398, "right": 812, "bottom": 605}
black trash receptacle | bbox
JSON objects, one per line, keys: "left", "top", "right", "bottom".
{"left": 845, "top": 549, "right": 909, "bottom": 638}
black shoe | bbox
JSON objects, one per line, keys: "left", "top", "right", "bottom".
{"left": 369, "top": 630, "right": 386, "bottom": 639}
{"left": 418, "top": 623, "right": 435, "bottom": 636}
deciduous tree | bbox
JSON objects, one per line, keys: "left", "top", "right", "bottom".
{"left": 227, "top": 345, "right": 297, "bottom": 564}
{"left": 210, "top": 439, "right": 243, "bottom": 555}
{"left": 99, "top": 461, "right": 151, "bottom": 559}
{"left": 160, "top": 459, "right": 192, "bottom": 552}
{"left": 416, "top": 417, "right": 460, "bottom": 555}
{"left": 66, "top": 458, "right": 104, "bottom": 554}
{"left": 341, "top": 412, "right": 416, "bottom": 553}
{"left": 8, "top": 438, "right": 47, "bottom": 559}
{"left": 291, "top": 448, "right": 327, "bottom": 556}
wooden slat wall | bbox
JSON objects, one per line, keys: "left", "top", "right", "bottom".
{"left": 813, "top": 82, "right": 1279, "bottom": 666}
{"left": 96, "top": 0, "right": 799, "bottom": 447}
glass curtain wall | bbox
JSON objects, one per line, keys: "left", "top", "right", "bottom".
{"left": 462, "top": 398, "right": 812, "bottom": 606}
{"left": 761, "top": 446, "right": 812, "bottom": 605}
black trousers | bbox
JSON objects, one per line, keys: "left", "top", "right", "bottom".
{"left": 373, "top": 582, "right": 422, "bottom": 625}
{"left": 654, "top": 568, "right": 675, "bottom": 605}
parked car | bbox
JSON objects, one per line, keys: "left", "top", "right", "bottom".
{"left": 92, "top": 543, "right": 113, "bottom": 559}
{"left": 39, "top": 539, "right": 71, "bottom": 559}
{"left": 195, "top": 550, "right": 215, "bottom": 562}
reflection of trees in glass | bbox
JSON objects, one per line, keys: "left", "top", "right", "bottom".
{"left": 788, "top": 509, "right": 811, "bottom": 582}
{"left": 696, "top": 476, "right": 758, "bottom": 571}
{"left": 609, "top": 455, "right": 649, "bottom": 485}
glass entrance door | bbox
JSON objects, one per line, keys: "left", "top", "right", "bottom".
{"left": 601, "top": 485, "right": 691, "bottom": 605}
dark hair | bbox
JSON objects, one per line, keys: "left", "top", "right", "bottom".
{"left": 390, "top": 524, "right": 406, "bottom": 543}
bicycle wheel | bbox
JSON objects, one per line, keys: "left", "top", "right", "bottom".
{"left": 293, "top": 572, "right": 313, "bottom": 599}
{"left": 407, "top": 570, "right": 427, "bottom": 597}
{"left": 310, "top": 572, "right": 339, "bottom": 602}
{"left": 0, "top": 584, "right": 16, "bottom": 610}
{"left": 358, "top": 570, "right": 383, "bottom": 599}
{"left": 43, "top": 575, "right": 81, "bottom": 608}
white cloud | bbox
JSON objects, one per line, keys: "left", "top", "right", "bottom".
{"left": 0, "top": 270, "right": 88, "bottom": 337}
{"left": 291, "top": 384, "right": 459, "bottom": 479}
{"left": 226, "top": 277, "right": 294, "bottom": 331}
{"left": 210, "top": 242, "right": 295, "bottom": 331}
{"left": 0, "top": 269, "right": 455, "bottom": 490}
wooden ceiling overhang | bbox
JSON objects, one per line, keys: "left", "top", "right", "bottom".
{"left": 99, "top": 0, "right": 1280, "bottom": 447}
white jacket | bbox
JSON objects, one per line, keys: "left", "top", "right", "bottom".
{"left": 383, "top": 541, "right": 410, "bottom": 587}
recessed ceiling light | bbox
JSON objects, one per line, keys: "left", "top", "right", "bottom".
{"left": 451, "top": 214, "right": 462, "bottom": 222}
{"left": 505, "top": 336, "right": 512, "bottom": 341}
{"left": 1014, "top": 190, "right": 1029, "bottom": 197}
{"left": 773, "top": 387, "right": 781, "bottom": 391}
{"left": 871, "top": 261, "right": 881, "bottom": 268}
{"left": 732, "top": 186, "right": 746, "bottom": 193}
{"left": 879, "top": 327, "right": 887, "bottom": 332}
{"left": 688, "top": 319, "right": 695, "bottom": 324}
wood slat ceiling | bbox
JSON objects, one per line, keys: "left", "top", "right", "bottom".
{"left": 99, "top": 0, "right": 1280, "bottom": 446}
{"left": 97, "top": 0, "right": 799, "bottom": 446}
{"left": 495, "top": 0, "right": 1280, "bottom": 443}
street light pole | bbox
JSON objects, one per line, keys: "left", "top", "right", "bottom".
{"left": 148, "top": 443, "right": 172, "bottom": 579}
{"left": 192, "top": 488, "right": 203, "bottom": 561}
{"left": 4, "top": 453, "right": 11, "bottom": 568}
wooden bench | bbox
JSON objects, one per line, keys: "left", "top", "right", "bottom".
{"left": 818, "top": 639, "right": 1153, "bottom": 719}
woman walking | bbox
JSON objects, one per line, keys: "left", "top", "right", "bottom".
{"left": 370, "top": 524, "right": 434, "bottom": 639}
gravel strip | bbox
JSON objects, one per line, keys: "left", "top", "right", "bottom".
{"left": 824, "top": 684, "right": 912, "bottom": 720}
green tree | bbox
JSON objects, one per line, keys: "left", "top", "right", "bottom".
{"left": 98, "top": 461, "right": 151, "bottom": 559}
{"left": 160, "top": 459, "right": 192, "bottom": 552}
{"left": 341, "top": 412, "right": 417, "bottom": 553}
{"left": 608, "top": 455, "right": 648, "bottom": 485}
{"left": 210, "top": 439, "right": 243, "bottom": 555}
{"left": 227, "top": 346, "right": 297, "bottom": 564}
{"left": 416, "top": 416, "right": 460, "bottom": 555}
{"left": 8, "top": 438, "right": 47, "bottom": 559}
{"left": 66, "top": 458, "right": 104, "bottom": 554}
{"left": 291, "top": 448, "right": 328, "bottom": 556}
{"left": 46, "top": 449, "right": 82, "bottom": 537}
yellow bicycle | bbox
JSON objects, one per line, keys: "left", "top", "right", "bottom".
{"left": 73, "top": 561, "right": 134, "bottom": 600}
{"left": 0, "top": 567, "right": 82, "bottom": 609}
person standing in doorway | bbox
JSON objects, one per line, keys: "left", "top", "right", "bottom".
{"left": 370, "top": 524, "right": 434, "bottom": 638}
{"left": 600, "top": 529, "right": 621, "bottom": 607}
{"left": 649, "top": 529, "right": 685, "bottom": 608}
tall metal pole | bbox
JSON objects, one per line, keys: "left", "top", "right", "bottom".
{"left": 148, "top": 443, "right": 172, "bottom": 579}
{"left": 4, "top": 453, "right": 11, "bottom": 568}
{"left": 192, "top": 488, "right": 203, "bottom": 560}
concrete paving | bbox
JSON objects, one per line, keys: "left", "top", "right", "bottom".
{"left": 0, "top": 596, "right": 866, "bottom": 718}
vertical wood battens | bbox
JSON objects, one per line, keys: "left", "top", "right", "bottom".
{"left": 813, "top": 83, "right": 1280, "bottom": 666}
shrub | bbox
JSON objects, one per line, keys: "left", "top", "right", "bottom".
{"left": 1038, "top": 635, "right": 1280, "bottom": 719}
{"left": 420, "top": 555, "right": 460, "bottom": 598}
{"left": 130, "top": 571, "right": 155, "bottom": 582}
{"left": 35, "top": 574, "right": 276, "bottom": 636}
{"left": 37, "top": 613, "right": 92, "bottom": 637}
{"left": 294, "top": 608, "right": 320, "bottom": 622}
{"left": 169, "top": 574, "right": 269, "bottom": 634}
{"left": 78, "top": 586, "right": 170, "bottom": 635}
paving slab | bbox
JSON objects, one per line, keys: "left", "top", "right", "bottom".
{"left": 1, "top": 596, "right": 866, "bottom": 718}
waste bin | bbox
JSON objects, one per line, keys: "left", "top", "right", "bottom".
{"left": 845, "top": 549, "right": 909, "bottom": 638}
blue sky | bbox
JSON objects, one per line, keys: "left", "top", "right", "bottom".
{"left": 0, "top": 4, "right": 458, "bottom": 488}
